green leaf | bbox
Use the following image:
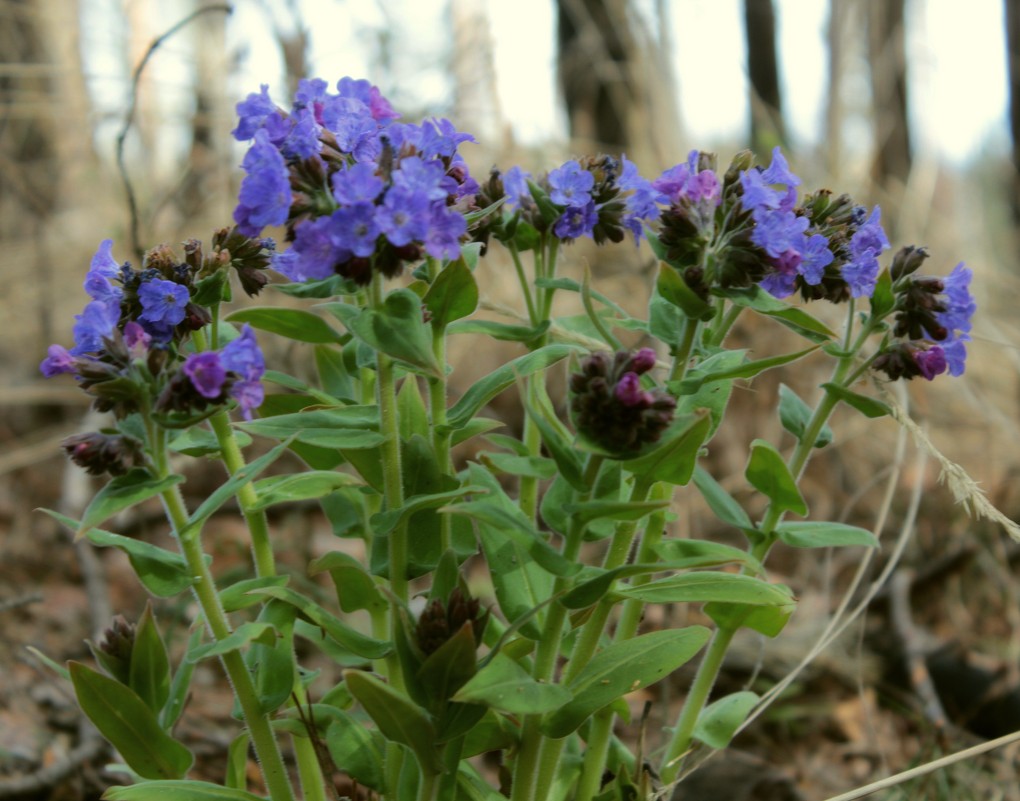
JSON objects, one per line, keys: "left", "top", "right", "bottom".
{"left": 416, "top": 623, "right": 479, "bottom": 705}
{"left": 75, "top": 470, "right": 183, "bottom": 539}
{"left": 161, "top": 627, "right": 201, "bottom": 729}
{"left": 704, "top": 599, "right": 794, "bottom": 637}
{"left": 309, "top": 551, "right": 387, "bottom": 613}
{"left": 541, "top": 627, "right": 711, "bottom": 737}
{"left": 617, "top": 572, "right": 794, "bottom": 607}
{"left": 563, "top": 499, "right": 670, "bottom": 528}
{"left": 691, "top": 467, "right": 752, "bottom": 531}
{"left": 453, "top": 652, "right": 571, "bottom": 714}
{"left": 246, "top": 586, "right": 391, "bottom": 659}
{"left": 272, "top": 273, "right": 359, "bottom": 298}
{"left": 314, "top": 344, "right": 354, "bottom": 399}
{"left": 653, "top": 539, "right": 764, "bottom": 574}
{"left": 674, "top": 346, "right": 819, "bottom": 395}
{"left": 621, "top": 413, "right": 711, "bottom": 485}
{"left": 187, "top": 622, "right": 278, "bottom": 662}
{"left": 246, "top": 601, "right": 297, "bottom": 714}
{"left": 481, "top": 452, "right": 557, "bottom": 479}
{"left": 656, "top": 262, "right": 715, "bottom": 320}
{"left": 648, "top": 294, "right": 688, "bottom": 347}
{"left": 325, "top": 289, "right": 442, "bottom": 377}
{"left": 534, "top": 277, "right": 629, "bottom": 316}
{"left": 326, "top": 712, "right": 386, "bottom": 792}
{"left": 778, "top": 383, "right": 832, "bottom": 448}
{"left": 720, "top": 286, "right": 836, "bottom": 342}
{"left": 692, "top": 691, "right": 760, "bottom": 749}
{"left": 168, "top": 427, "right": 252, "bottom": 457}
{"left": 224, "top": 732, "right": 251, "bottom": 790}
{"left": 822, "top": 382, "right": 892, "bottom": 418}
{"left": 444, "top": 344, "right": 577, "bottom": 430}
{"left": 219, "top": 576, "right": 290, "bottom": 612}
{"left": 129, "top": 602, "right": 171, "bottom": 715}
{"left": 236, "top": 406, "right": 384, "bottom": 450}
{"left": 423, "top": 257, "right": 479, "bottom": 327}
{"left": 344, "top": 670, "right": 441, "bottom": 774}
{"left": 523, "top": 393, "right": 586, "bottom": 491}
{"left": 869, "top": 268, "right": 895, "bottom": 319}
{"left": 69, "top": 662, "right": 193, "bottom": 780}
{"left": 249, "top": 471, "right": 360, "bottom": 511}
{"left": 187, "top": 439, "right": 292, "bottom": 530}
{"left": 40, "top": 510, "right": 194, "bottom": 598}
{"left": 447, "top": 319, "right": 551, "bottom": 346}
{"left": 370, "top": 485, "right": 486, "bottom": 537}
{"left": 225, "top": 307, "right": 345, "bottom": 344}
{"left": 397, "top": 376, "right": 430, "bottom": 443}
{"left": 104, "top": 781, "right": 267, "bottom": 801}
{"left": 745, "top": 439, "right": 807, "bottom": 516}
{"left": 775, "top": 521, "right": 879, "bottom": 549}
{"left": 190, "top": 269, "right": 230, "bottom": 307}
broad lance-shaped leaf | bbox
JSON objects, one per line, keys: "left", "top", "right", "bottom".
{"left": 822, "top": 382, "right": 892, "bottom": 418}
{"left": 745, "top": 439, "right": 807, "bottom": 516}
{"left": 236, "top": 406, "right": 384, "bottom": 450}
{"left": 622, "top": 412, "right": 711, "bottom": 486}
{"left": 704, "top": 598, "right": 795, "bottom": 638}
{"left": 249, "top": 470, "right": 361, "bottom": 511}
{"left": 776, "top": 521, "right": 878, "bottom": 549}
{"left": 693, "top": 691, "right": 760, "bottom": 749}
{"left": 673, "top": 346, "right": 819, "bottom": 395}
{"left": 219, "top": 576, "right": 290, "bottom": 612}
{"left": 344, "top": 669, "right": 441, "bottom": 774}
{"left": 324, "top": 289, "right": 442, "bottom": 377}
{"left": 245, "top": 586, "right": 390, "bottom": 659}
{"left": 74, "top": 469, "right": 184, "bottom": 539}
{"left": 540, "top": 627, "right": 711, "bottom": 737}
{"left": 68, "top": 662, "right": 193, "bottom": 780}
{"left": 326, "top": 712, "right": 386, "bottom": 792}
{"left": 617, "top": 572, "right": 794, "bottom": 607}
{"left": 186, "top": 622, "right": 278, "bottom": 662}
{"left": 423, "top": 256, "right": 479, "bottom": 327}
{"left": 692, "top": 467, "right": 752, "bottom": 531}
{"left": 443, "top": 344, "right": 578, "bottom": 431}
{"left": 453, "top": 652, "right": 572, "bottom": 714}
{"left": 310, "top": 551, "right": 387, "bottom": 613}
{"left": 717, "top": 285, "right": 836, "bottom": 343}
{"left": 416, "top": 622, "right": 479, "bottom": 705}
{"left": 226, "top": 306, "right": 345, "bottom": 344}
{"left": 186, "top": 438, "right": 293, "bottom": 530}
{"left": 104, "top": 781, "right": 266, "bottom": 801}
{"left": 129, "top": 601, "right": 171, "bottom": 715}
{"left": 778, "top": 383, "right": 832, "bottom": 448}
{"left": 39, "top": 510, "right": 193, "bottom": 598}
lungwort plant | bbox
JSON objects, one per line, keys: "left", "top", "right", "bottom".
{"left": 40, "top": 76, "right": 983, "bottom": 801}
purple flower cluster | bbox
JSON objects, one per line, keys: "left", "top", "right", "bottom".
{"left": 181, "top": 325, "right": 266, "bottom": 418}
{"left": 232, "top": 77, "right": 479, "bottom": 282}
{"left": 737, "top": 148, "right": 838, "bottom": 298}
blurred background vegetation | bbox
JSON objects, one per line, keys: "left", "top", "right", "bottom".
{"left": 2, "top": 1, "right": 1020, "bottom": 799}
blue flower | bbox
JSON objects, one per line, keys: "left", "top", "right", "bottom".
{"left": 377, "top": 186, "right": 429, "bottom": 247}
{"left": 553, "top": 201, "right": 598, "bottom": 240}
{"left": 71, "top": 300, "right": 120, "bottom": 356}
{"left": 273, "top": 216, "right": 348, "bottom": 282}
{"left": 751, "top": 207, "right": 809, "bottom": 259}
{"left": 548, "top": 161, "right": 594, "bottom": 207}
{"left": 425, "top": 206, "right": 467, "bottom": 260}
{"left": 760, "top": 146, "right": 801, "bottom": 187}
{"left": 137, "top": 278, "right": 189, "bottom": 328}
{"left": 330, "top": 202, "right": 380, "bottom": 257}
{"left": 332, "top": 162, "right": 384, "bottom": 205}
{"left": 221, "top": 325, "right": 265, "bottom": 418}
{"left": 233, "top": 85, "right": 279, "bottom": 141}
{"left": 183, "top": 352, "right": 227, "bottom": 399}
{"left": 502, "top": 166, "right": 531, "bottom": 210}
{"left": 654, "top": 151, "right": 719, "bottom": 205}
{"left": 40, "top": 344, "right": 76, "bottom": 377}
{"left": 234, "top": 130, "right": 292, "bottom": 237}
{"left": 392, "top": 156, "right": 447, "bottom": 201}
{"left": 418, "top": 118, "right": 476, "bottom": 159}
{"left": 84, "top": 240, "right": 124, "bottom": 302}
{"left": 936, "top": 263, "right": 975, "bottom": 335}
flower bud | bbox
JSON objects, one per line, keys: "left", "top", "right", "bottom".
{"left": 62, "top": 432, "right": 143, "bottom": 476}
{"left": 890, "top": 245, "right": 929, "bottom": 281}
{"left": 94, "top": 615, "right": 136, "bottom": 684}
{"left": 415, "top": 586, "right": 485, "bottom": 656}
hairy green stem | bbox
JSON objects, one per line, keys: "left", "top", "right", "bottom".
{"left": 429, "top": 315, "right": 452, "bottom": 552}
{"left": 512, "top": 455, "right": 603, "bottom": 801}
{"left": 667, "top": 317, "right": 700, "bottom": 384}
{"left": 153, "top": 441, "right": 293, "bottom": 801}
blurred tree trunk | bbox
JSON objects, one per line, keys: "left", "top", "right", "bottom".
{"left": 258, "top": 0, "right": 308, "bottom": 98}
{"left": 449, "top": 0, "right": 504, "bottom": 155}
{"left": 176, "top": 5, "right": 232, "bottom": 226}
{"left": 556, "top": 0, "right": 643, "bottom": 156}
{"left": 825, "top": 0, "right": 849, "bottom": 179}
{"left": 0, "top": 0, "right": 94, "bottom": 346}
{"left": 743, "top": 0, "right": 786, "bottom": 154}
{"left": 1005, "top": 0, "right": 1020, "bottom": 228}
{"left": 867, "top": 0, "right": 911, "bottom": 230}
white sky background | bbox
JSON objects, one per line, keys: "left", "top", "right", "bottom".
{"left": 81, "top": 0, "right": 1010, "bottom": 168}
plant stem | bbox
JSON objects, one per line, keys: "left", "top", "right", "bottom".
{"left": 155, "top": 472, "right": 293, "bottom": 801}
{"left": 658, "top": 625, "right": 737, "bottom": 784}
{"left": 509, "top": 243, "right": 539, "bottom": 326}
{"left": 370, "top": 272, "right": 408, "bottom": 606}
{"left": 429, "top": 317, "right": 452, "bottom": 552}
{"left": 512, "top": 455, "right": 603, "bottom": 801}
{"left": 667, "top": 317, "right": 700, "bottom": 384}
{"left": 705, "top": 303, "right": 744, "bottom": 348}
